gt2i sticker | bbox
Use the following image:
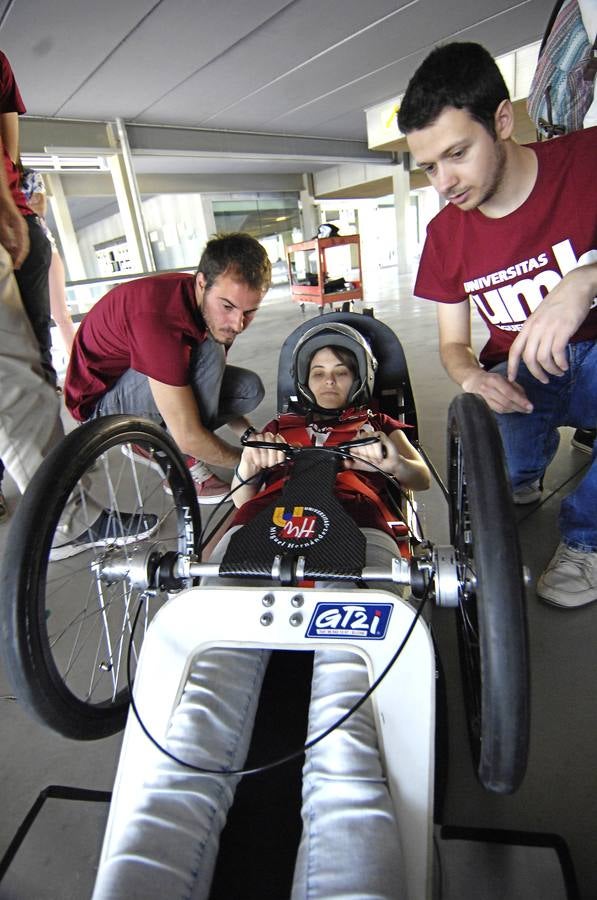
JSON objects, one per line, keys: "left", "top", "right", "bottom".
{"left": 306, "top": 603, "right": 393, "bottom": 639}
{"left": 269, "top": 505, "right": 329, "bottom": 550}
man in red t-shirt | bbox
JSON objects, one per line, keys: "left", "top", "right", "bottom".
{"left": 398, "top": 42, "right": 597, "bottom": 608}
{"left": 65, "top": 232, "right": 271, "bottom": 504}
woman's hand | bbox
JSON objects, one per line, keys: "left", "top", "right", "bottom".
{"left": 344, "top": 428, "right": 431, "bottom": 491}
{"left": 344, "top": 430, "right": 397, "bottom": 473}
{"left": 236, "top": 431, "right": 287, "bottom": 481}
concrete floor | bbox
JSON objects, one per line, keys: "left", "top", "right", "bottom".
{"left": 0, "top": 268, "right": 593, "bottom": 898}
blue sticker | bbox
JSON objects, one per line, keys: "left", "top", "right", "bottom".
{"left": 306, "top": 602, "right": 393, "bottom": 640}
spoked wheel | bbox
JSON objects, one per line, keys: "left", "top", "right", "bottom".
{"left": 447, "top": 394, "right": 529, "bottom": 794}
{"left": 0, "top": 416, "right": 201, "bottom": 740}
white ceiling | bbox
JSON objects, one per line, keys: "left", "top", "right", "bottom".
{"left": 2, "top": 0, "right": 553, "bottom": 213}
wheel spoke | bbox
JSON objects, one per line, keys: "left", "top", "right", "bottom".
{"left": 2, "top": 418, "right": 200, "bottom": 739}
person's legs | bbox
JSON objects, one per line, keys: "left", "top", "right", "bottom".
{"left": 211, "top": 364, "right": 265, "bottom": 430}
{"left": 94, "top": 362, "right": 235, "bottom": 505}
{"left": 92, "top": 368, "right": 163, "bottom": 422}
{"left": 92, "top": 527, "right": 271, "bottom": 900}
{"left": 13, "top": 215, "right": 56, "bottom": 387}
{"left": 0, "top": 244, "right": 63, "bottom": 495}
{"left": 188, "top": 338, "right": 264, "bottom": 431}
{"left": 92, "top": 646, "right": 270, "bottom": 900}
{"left": 490, "top": 360, "right": 563, "bottom": 502}
{"left": 292, "top": 529, "right": 406, "bottom": 899}
{"left": 556, "top": 341, "right": 597, "bottom": 551}
{"left": 536, "top": 341, "right": 597, "bottom": 607}
{"left": 94, "top": 339, "right": 264, "bottom": 435}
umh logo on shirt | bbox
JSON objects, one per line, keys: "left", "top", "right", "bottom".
{"left": 465, "top": 239, "right": 597, "bottom": 332}
{"left": 306, "top": 603, "right": 393, "bottom": 640}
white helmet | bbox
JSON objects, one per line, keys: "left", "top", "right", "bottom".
{"left": 291, "top": 322, "right": 378, "bottom": 413}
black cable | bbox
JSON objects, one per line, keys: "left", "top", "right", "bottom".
{"left": 198, "top": 437, "right": 423, "bottom": 550}
{"left": 198, "top": 471, "right": 264, "bottom": 552}
{"left": 324, "top": 443, "right": 426, "bottom": 540}
{"left": 126, "top": 575, "right": 433, "bottom": 778}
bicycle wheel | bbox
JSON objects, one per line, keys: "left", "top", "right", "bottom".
{"left": 447, "top": 394, "right": 529, "bottom": 794}
{"left": 0, "top": 416, "right": 201, "bottom": 740}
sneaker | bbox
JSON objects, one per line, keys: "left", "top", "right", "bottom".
{"left": 0, "top": 489, "right": 8, "bottom": 523}
{"left": 571, "top": 428, "right": 596, "bottom": 455}
{"left": 121, "top": 443, "right": 166, "bottom": 474}
{"left": 537, "top": 542, "right": 597, "bottom": 608}
{"left": 192, "top": 473, "right": 233, "bottom": 505}
{"left": 50, "top": 508, "right": 159, "bottom": 561}
{"left": 163, "top": 457, "right": 231, "bottom": 505}
{"left": 513, "top": 479, "right": 542, "bottom": 505}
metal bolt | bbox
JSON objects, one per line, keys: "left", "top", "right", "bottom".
{"left": 291, "top": 594, "right": 304, "bottom": 608}
{"left": 262, "top": 593, "right": 275, "bottom": 607}
{"left": 260, "top": 612, "right": 273, "bottom": 626}
{"left": 289, "top": 612, "right": 303, "bottom": 627}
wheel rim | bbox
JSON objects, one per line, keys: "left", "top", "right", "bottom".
{"left": 41, "top": 433, "right": 196, "bottom": 716}
{"left": 449, "top": 430, "right": 483, "bottom": 762}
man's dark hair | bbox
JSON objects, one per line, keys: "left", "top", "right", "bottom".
{"left": 196, "top": 232, "right": 272, "bottom": 293}
{"left": 397, "top": 42, "right": 510, "bottom": 137}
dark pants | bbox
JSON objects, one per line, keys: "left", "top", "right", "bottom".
{"left": 14, "top": 215, "right": 55, "bottom": 387}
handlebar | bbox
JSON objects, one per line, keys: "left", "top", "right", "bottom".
{"left": 99, "top": 435, "right": 417, "bottom": 594}
{"left": 240, "top": 433, "right": 385, "bottom": 459}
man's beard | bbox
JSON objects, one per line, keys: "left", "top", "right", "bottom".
{"left": 478, "top": 140, "right": 507, "bottom": 207}
{"left": 202, "top": 309, "right": 236, "bottom": 348}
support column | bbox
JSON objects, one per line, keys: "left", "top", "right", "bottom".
{"left": 393, "top": 154, "right": 411, "bottom": 276}
{"left": 108, "top": 118, "right": 156, "bottom": 273}
{"left": 44, "top": 174, "right": 86, "bottom": 281}
{"left": 354, "top": 201, "right": 380, "bottom": 303}
{"left": 299, "top": 173, "right": 319, "bottom": 240}
{"left": 198, "top": 195, "right": 217, "bottom": 244}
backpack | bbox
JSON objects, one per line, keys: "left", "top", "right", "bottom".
{"left": 527, "top": 0, "right": 597, "bottom": 138}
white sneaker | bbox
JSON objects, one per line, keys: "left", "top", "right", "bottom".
{"left": 51, "top": 508, "right": 159, "bottom": 561}
{"left": 513, "top": 479, "right": 542, "bottom": 505}
{"left": 537, "top": 542, "right": 597, "bottom": 608}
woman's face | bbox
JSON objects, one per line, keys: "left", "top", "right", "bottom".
{"left": 307, "top": 347, "right": 354, "bottom": 409}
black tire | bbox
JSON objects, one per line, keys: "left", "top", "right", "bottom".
{"left": 0, "top": 416, "right": 201, "bottom": 740}
{"left": 447, "top": 394, "right": 529, "bottom": 794}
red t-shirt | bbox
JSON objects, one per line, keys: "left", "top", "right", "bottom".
{"left": 414, "top": 126, "right": 597, "bottom": 368}
{"left": 65, "top": 274, "right": 207, "bottom": 421}
{"left": 0, "top": 51, "right": 31, "bottom": 215}
{"left": 231, "top": 411, "right": 405, "bottom": 534}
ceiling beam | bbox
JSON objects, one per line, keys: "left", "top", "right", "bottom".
{"left": 20, "top": 116, "right": 394, "bottom": 167}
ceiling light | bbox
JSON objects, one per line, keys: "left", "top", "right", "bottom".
{"left": 20, "top": 153, "right": 109, "bottom": 172}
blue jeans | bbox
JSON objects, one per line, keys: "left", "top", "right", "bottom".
{"left": 92, "top": 529, "right": 406, "bottom": 900}
{"left": 491, "top": 340, "right": 597, "bottom": 552}
{"left": 93, "top": 336, "right": 264, "bottom": 432}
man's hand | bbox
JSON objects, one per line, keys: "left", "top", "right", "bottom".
{"left": 0, "top": 195, "right": 28, "bottom": 268}
{"left": 435, "top": 300, "right": 532, "bottom": 413}
{"left": 461, "top": 368, "right": 533, "bottom": 414}
{"left": 507, "top": 265, "right": 597, "bottom": 384}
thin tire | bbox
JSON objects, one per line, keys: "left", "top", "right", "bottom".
{"left": 447, "top": 394, "right": 529, "bottom": 793}
{"left": 0, "top": 416, "right": 201, "bottom": 740}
